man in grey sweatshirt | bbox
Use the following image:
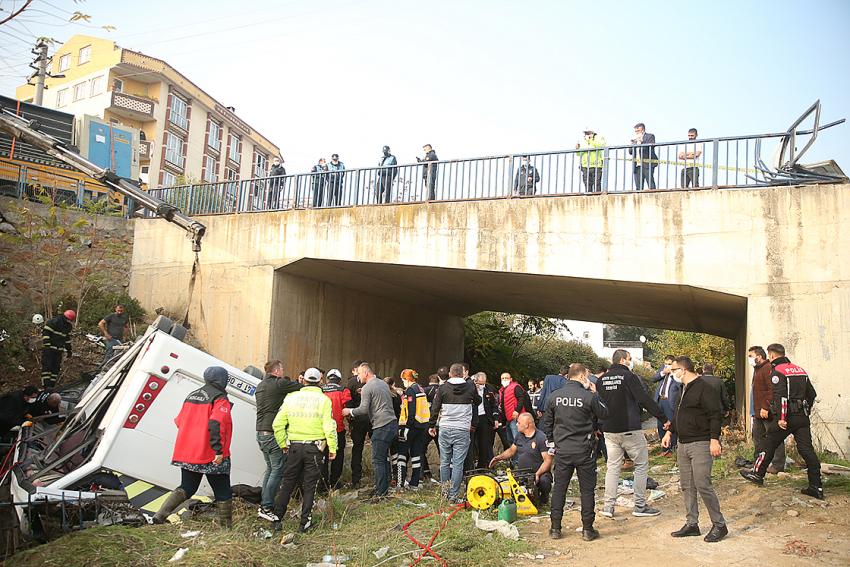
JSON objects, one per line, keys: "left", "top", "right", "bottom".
{"left": 342, "top": 362, "right": 398, "bottom": 497}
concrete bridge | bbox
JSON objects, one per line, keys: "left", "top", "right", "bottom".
{"left": 130, "top": 182, "right": 850, "bottom": 454}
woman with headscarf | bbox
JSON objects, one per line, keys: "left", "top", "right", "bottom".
{"left": 153, "top": 366, "right": 234, "bottom": 527}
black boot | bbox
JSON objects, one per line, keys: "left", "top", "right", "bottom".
{"left": 739, "top": 470, "right": 764, "bottom": 485}
{"left": 800, "top": 486, "right": 824, "bottom": 500}
{"left": 582, "top": 526, "right": 599, "bottom": 541}
{"left": 671, "top": 523, "right": 701, "bottom": 537}
{"left": 703, "top": 524, "right": 728, "bottom": 543}
{"left": 152, "top": 488, "right": 187, "bottom": 524}
{"left": 549, "top": 526, "right": 562, "bottom": 539}
{"left": 217, "top": 499, "right": 233, "bottom": 529}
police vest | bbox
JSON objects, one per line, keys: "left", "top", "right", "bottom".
{"left": 773, "top": 362, "right": 811, "bottom": 416}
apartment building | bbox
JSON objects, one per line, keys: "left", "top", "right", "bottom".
{"left": 15, "top": 35, "right": 280, "bottom": 188}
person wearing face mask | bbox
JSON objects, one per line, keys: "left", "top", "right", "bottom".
{"left": 541, "top": 363, "right": 609, "bottom": 541}
{"left": 652, "top": 355, "right": 680, "bottom": 456}
{"left": 310, "top": 158, "right": 329, "bottom": 208}
{"left": 514, "top": 155, "right": 541, "bottom": 196}
{"left": 327, "top": 154, "right": 346, "bottom": 207}
{"left": 0, "top": 385, "right": 40, "bottom": 437}
{"left": 394, "top": 369, "right": 430, "bottom": 490}
{"left": 748, "top": 346, "right": 785, "bottom": 473}
{"left": 267, "top": 157, "right": 286, "bottom": 209}
{"left": 662, "top": 356, "right": 727, "bottom": 542}
{"left": 498, "top": 372, "right": 531, "bottom": 447}
{"left": 598, "top": 350, "right": 669, "bottom": 519}
{"left": 376, "top": 145, "right": 398, "bottom": 204}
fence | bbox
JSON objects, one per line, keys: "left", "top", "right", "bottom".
{"left": 147, "top": 131, "right": 832, "bottom": 216}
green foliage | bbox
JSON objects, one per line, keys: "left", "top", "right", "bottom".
{"left": 646, "top": 330, "right": 735, "bottom": 378}
{"left": 0, "top": 301, "right": 38, "bottom": 380}
{"left": 464, "top": 312, "right": 607, "bottom": 383}
{"left": 56, "top": 291, "right": 146, "bottom": 336}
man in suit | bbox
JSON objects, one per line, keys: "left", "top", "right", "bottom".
{"left": 629, "top": 122, "right": 658, "bottom": 190}
{"left": 653, "top": 355, "right": 680, "bottom": 456}
{"left": 700, "top": 363, "right": 731, "bottom": 419}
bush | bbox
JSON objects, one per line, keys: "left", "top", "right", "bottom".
{"left": 56, "top": 290, "right": 146, "bottom": 337}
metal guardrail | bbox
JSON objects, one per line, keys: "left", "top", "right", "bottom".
{"left": 147, "top": 128, "right": 844, "bottom": 216}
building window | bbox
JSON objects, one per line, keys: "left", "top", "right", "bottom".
{"left": 57, "top": 53, "right": 70, "bottom": 72}
{"left": 161, "top": 171, "right": 178, "bottom": 187}
{"left": 254, "top": 151, "right": 268, "bottom": 177}
{"left": 208, "top": 119, "right": 222, "bottom": 152}
{"left": 89, "top": 76, "right": 104, "bottom": 97}
{"left": 228, "top": 132, "right": 241, "bottom": 164}
{"left": 78, "top": 45, "right": 92, "bottom": 65}
{"left": 56, "top": 88, "right": 68, "bottom": 107}
{"left": 112, "top": 78, "right": 123, "bottom": 92}
{"left": 164, "top": 132, "right": 185, "bottom": 169}
{"left": 169, "top": 94, "right": 189, "bottom": 130}
{"left": 73, "top": 82, "right": 87, "bottom": 102}
{"left": 225, "top": 167, "right": 239, "bottom": 181}
{"left": 203, "top": 155, "right": 218, "bottom": 183}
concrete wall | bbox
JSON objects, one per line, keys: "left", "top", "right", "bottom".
{"left": 130, "top": 183, "right": 850, "bottom": 454}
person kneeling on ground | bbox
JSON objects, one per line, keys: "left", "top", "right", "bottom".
{"left": 490, "top": 413, "right": 552, "bottom": 505}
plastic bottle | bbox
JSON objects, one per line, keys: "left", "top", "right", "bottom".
{"left": 497, "top": 499, "right": 517, "bottom": 523}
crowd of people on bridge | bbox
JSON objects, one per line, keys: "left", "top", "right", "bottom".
{"left": 258, "top": 123, "right": 706, "bottom": 208}
{"left": 139, "top": 341, "right": 823, "bottom": 540}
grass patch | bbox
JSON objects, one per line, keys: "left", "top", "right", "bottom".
{"left": 7, "top": 484, "right": 533, "bottom": 567}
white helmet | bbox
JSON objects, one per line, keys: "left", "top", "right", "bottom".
{"left": 32, "top": 314, "right": 44, "bottom": 325}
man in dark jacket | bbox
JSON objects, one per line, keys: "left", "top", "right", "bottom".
{"left": 662, "top": 356, "right": 727, "bottom": 542}
{"left": 741, "top": 343, "right": 823, "bottom": 500}
{"left": 514, "top": 155, "right": 541, "bottom": 196}
{"left": 267, "top": 157, "right": 286, "bottom": 209}
{"left": 629, "top": 122, "right": 658, "bottom": 190}
{"left": 345, "top": 360, "right": 371, "bottom": 489}
{"left": 255, "top": 360, "right": 301, "bottom": 521}
{"left": 700, "top": 363, "right": 730, "bottom": 417}
{"left": 0, "top": 385, "right": 39, "bottom": 437}
{"left": 327, "top": 154, "right": 345, "bottom": 206}
{"left": 428, "top": 363, "right": 481, "bottom": 501}
{"left": 542, "top": 363, "right": 608, "bottom": 541}
{"left": 536, "top": 367, "right": 568, "bottom": 419}
{"left": 376, "top": 145, "right": 398, "bottom": 203}
{"left": 417, "top": 144, "right": 438, "bottom": 200}
{"left": 652, "top": 355, "right": 680, "bottom": 455}
{"left": 598, "top": 350, "right": 668, "bottom": 518}
{"left": 421, "top": 373, "right": 441, "bottom": 481}
{"left": 466, "top": 371, "right": 499, "bottom": 470}
{"left": 749, "top": 345, "right": 785, "bottom": 472}
{"left": 311, "top": 158, "right": 328, "bottom": 207}
{"left": 41, "top": 310, "right": 75, "bottom": 388}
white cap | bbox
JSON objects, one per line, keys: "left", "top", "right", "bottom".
{"left": 327, "top": 368, "right": 342, "bottom": 380}
{"left": 583, "top": 126, "right": 595, "bottom": 133}
{"left": 304, "top": 367, "right": 322, "bottom": 383}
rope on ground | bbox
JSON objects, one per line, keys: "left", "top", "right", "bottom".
{"left": 402, "top": 502, "right": 468, "bottom": 567}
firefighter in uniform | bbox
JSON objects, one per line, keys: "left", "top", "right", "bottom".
{"left": 541, "top": 364, "right": 609, "bottom": 541}
{"left": 741, "top": 343, "right": 823, "bottom": 499}
{"left": 41, "top": 310, "right": 75, "bottom": 388}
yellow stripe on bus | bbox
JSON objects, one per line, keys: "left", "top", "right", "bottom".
{"left": 124, "top": 480, "right": 154, "bottom": 500}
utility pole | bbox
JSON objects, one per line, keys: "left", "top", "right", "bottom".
{"left": 33, "top": 41, "right": 48, "bottom": 105}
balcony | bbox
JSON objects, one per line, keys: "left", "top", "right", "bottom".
{"left": 140, "top": 140, "right": 153, "bottom": 161}
{"left": 109, "top": 91, "right": 155, "bottom": 120}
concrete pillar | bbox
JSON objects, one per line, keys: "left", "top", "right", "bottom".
{"left": 268, "top": 272, "right": 464, "bottom": 378}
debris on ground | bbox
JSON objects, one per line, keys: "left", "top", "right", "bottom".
{"left": 253, "top": 528, "right": 273, "bottom": 539}
{"left": 821, "top": 463, "right": 850, "bottom": 476}
{"left": 373, "top": 546, "right": 390, "bottom": 559}
{"left": 168, "top": 548, "right": 188, "bottom": 562}
{"left": 180, "top": 530, "right": 201, "bottom": 538}
{"left": 471, "top": 511, "right": 520, "bottom": 540}
{"left": 783, "top": 539, "right": 820, "bottom": 557}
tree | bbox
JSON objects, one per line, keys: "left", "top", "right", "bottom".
{"left": 646, "top": 330, "right": 735, "bottom": 378}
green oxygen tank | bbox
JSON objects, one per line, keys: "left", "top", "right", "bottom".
{"left": 497, "top": 499, "right": 518, "bottom": 523}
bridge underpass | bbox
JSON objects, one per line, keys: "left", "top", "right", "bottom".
{"left": 130, "top": 182, "right": 850, "bottom": 454}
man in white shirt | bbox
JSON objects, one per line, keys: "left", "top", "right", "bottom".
{"left": 678, "top": 128, "right": 704, "bottom": 188}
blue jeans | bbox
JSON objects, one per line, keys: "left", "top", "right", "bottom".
{"left": 257, "top": 433, "right": 286, "bottom": 509}
{"left": 102, "top": 338, "right": 122, "bottom": 369}
{"left": 657, "top": 398, "right": 677, "bottom": 451}
{"left": 507, "top": 420, "right": 519, "bottom": 446}
{"left": 370, "top": 422, "right": 398, "bottom": 497}
{"left": 439, "top": 427, "right": 472, "bottom": 498}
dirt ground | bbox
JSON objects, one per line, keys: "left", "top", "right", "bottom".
{"left": 520, "top": 465, "right": 850, "bottom": 567}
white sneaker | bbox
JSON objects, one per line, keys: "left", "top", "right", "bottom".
{"left": 258, "top": 507, "right": 280, "bottom": 522}
{"left": 633, "top": 505, "right": 661, "bottom": 517}
{"left": 599, "top": 506, "right": 615, "bottom": 518}
{"left": 406, "top": 484, "right": 421, "bottom": 491}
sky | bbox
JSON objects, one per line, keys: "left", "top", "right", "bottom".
{"left": 1, "top": 0, "right": 849, "bottom": 173}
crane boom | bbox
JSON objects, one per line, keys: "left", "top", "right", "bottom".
{"left": 0, "top": 106, "right": 206, "bottom": 251}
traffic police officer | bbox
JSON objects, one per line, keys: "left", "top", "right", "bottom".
{"left": 542, "top": 363, "right": 609, "bottom": 541}
{"left": 741, "top": 343, "right": 823, "bottom": 499}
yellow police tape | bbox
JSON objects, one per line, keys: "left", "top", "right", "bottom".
{"left": 610, "top": 155, "right": 760, "bottom": 175}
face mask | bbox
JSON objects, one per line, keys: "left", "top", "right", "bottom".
{"left": 671, "top": 370, "right": 683, "bottom": 383}
{"left": 626, "top": 360, "right": 634, "bottom": 370}
{"left": 747, "top": 357, "right": 756, "bottom": 367}
{"left": 582, "top": 380, "right": 591, "bottom": 390}
{"left": 25, "top": 398, "right": 36, "bottom": 404}
{"left": 501, "top": 380, "right": 510, "bottom": 388}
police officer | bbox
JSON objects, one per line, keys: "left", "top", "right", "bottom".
{"left": 541, "top": 364, "right": 608, "bottom": 541}
{"left": 741, "top": 343, "right": 823, "bottom": 499}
